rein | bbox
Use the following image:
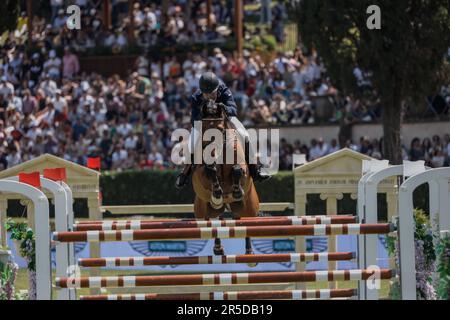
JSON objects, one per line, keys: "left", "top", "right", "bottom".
{"left": 201, "top": 104, "right": 238, "bottom": 163}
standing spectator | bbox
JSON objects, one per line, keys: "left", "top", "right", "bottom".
{"left": 28, "top": 53, "right": 43, "bottom": 88}
{"left": 260, "top": 0, "right": 272, "bottom": 25}
{"left": 53, "top": 89, "right": 68, "bottom": 120}
{"left": 50, "top": 0, "right": 64, "bottom": 22}
{"left": 135, "top": 54, "right": 150, "bottom": 77}
{"left": 43, "top": 50, "right": 62, "bottom": 80}
{"left": 62, "top": 47, "right": 80, "bottom": 79}
{"left": 0, "top": 77, "right": 14, "bottom": 98}
{"left": 22, "top": 89, "right": 37, "bottom": 116}
{"left": 5, "top": 146, "right": 21, "bottom": 168}
{"left": 430, "top": 146, "right": 445, "bottom": 168}
{"left": 309, "top": 138, "right": 328, "bottom": 160}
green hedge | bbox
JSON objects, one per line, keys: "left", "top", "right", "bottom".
{"left": 99, "top": 169, "right": 430, "bottom": 222}
{"left": 100, "top": 170, "right": 294, "bottom": 205}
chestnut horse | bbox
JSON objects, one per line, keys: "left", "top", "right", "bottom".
{"left": 191, "top": 102, "right": 260, "bottom": 260}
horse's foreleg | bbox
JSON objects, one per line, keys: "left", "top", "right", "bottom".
{"left": 245, "top": 237, "right": 252, "bottom": 254}
{"left": 214, "top": 238, "right": 224, "bottom": 256}
{"left": 205, "top": 164, "right": 223, "bottom": 209}
{"left": 245, "top": 237, "right": 257, "bottom": 267}
{"left": 231, "top": 165, "right": 244, "bottom": 201}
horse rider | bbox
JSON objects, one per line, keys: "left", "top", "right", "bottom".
{"left": 175, "top": 71, "right": 271, "bottom": 189}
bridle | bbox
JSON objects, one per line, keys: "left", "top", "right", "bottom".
{"left": 201, "top": 103, "right": 235, "bottom": 162}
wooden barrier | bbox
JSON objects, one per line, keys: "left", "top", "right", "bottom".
{"left": 56, "top": 269, "right": 394, "bottom": 288}
{"left": 73, "top": 216, "right": 358, "bottom": 231}
{"left": 78, "top": 252, "right": 355, "bottom": 267}
{"left": 75, "top": 214, "right": 352, "bottom": 224}
{"left": 80, "top": 288, "right": 358, "bottom": 300}
{"left": 54, "top": 223, "right": 394, "bottom": 242}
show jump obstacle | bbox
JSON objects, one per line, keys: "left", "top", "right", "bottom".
{"left": 1, "top": 158, "right": 449, "bottom": 300}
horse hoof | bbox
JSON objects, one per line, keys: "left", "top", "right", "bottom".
{"left": 233, "top": 192, "right": 243, "bottom": 202}
{"left": 214, "top": 247, "right": 225, "bottom": 255}
{"left": 213, "top": 191, "right": 223, "bottom": 199}
{"left": 232, "top": 187, "right": 244, "bottom": 201}
{"left": 246, "top": 250, "right": 257, "bottom": 267}
{"left": 211, "top": 197, "right": 223, "bottom": 209}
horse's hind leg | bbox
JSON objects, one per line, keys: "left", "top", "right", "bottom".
{"left": 194, "top": 196, "right": 208, "bottom": 219}
{"left": 230, "top": 184, "right": 260, "bottom": 267}
{"left": 245, "top": 237, "right": 253, "bottom": 255}
{"left": 214, "top": 238, "right": 224, "bottom": 255}
{"left": 196, "top": 197, "right": 225, "bottom": 255}
{"left": 213, "top": 209, "right": 226, "bottom": 256}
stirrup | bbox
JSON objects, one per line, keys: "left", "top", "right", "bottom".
{"left": 255, "top": 172, "right": 271, "bottom": 182}
{"left": 249, "top": 164, "right": 271, "bottom": 182}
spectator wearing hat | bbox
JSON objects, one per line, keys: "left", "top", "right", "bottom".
{"left": 53, "top": 9, "right": 67, "bottom": 29}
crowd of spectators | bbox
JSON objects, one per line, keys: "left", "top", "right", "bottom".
{"left": 0, "top": 35, "right": 449, "bottom": 172}
{"left": 0, "top": 1, "right": 449, "bottom": 171}
{"left": 19, "top": 0, "right": 288, "bottom": 55}
{"left": 279, "top": 135, "right": 450, "bottom": 171}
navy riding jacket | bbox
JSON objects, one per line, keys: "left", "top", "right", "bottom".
{"left": 190, "top": 80, "right": 238, "bottom": 125}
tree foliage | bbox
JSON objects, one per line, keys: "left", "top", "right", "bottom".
{"left": 292, "top": 0, "right": 450, "bottom": 163}
{"left": 0, "top": 0, "right": 20, "bottom": 32}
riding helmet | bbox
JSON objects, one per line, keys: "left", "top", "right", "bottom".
{"left": 199, "top": 72, "right": 219, "bottom": 94}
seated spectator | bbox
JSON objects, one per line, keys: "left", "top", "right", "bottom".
{"left": 53, "top": 9, "right": 67, "bottom": 28}
{"left": 430, "top": 146, "right": 445, "bottom": 168}
{"left": 409, "top": 137, "right": 425, "bottom": 161}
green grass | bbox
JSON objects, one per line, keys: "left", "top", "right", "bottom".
{"left": 15, "top": 268, "right": 391, "bottom": 299}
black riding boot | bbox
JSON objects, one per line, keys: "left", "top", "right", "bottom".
{"left": 175, "top": 166, "right": 191, "bottom": 189}
{"left": 248, "top": 163, "right": 271, "bottom": 182}
{"left": 245, "top": 140, "right": 270, "bottom": 182}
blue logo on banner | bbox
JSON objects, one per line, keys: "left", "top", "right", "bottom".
{"left": 148, "top": 241, "right": 187, "bottom": 252}
{"left": 273, "top": 239, "right": 295, "bottom": 251}
{"left": 251, "top": 237, "right": 329, "bottom": 268}
{"left": 129, "top": 240, "right": 208, "bottom": 268}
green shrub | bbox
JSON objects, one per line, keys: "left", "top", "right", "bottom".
{"left": 261, "top": 34, "right": 277, "bottom": 51}
{"left": 100, "top": 170, "right": 294, "bottom": 206}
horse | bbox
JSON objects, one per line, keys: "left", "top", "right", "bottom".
{"left": 191, "top": 101, "right": 260, "bottom": 263}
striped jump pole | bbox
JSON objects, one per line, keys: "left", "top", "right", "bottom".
{"left": 53, "top": 223, "right": 395, "bottom": 243}
{"left": 80, "top": 288, "right": 358, "bottom": 300}
{"left": 73, "top": 216, "right": 358, "bottom": 231}
{"left": 78, "top": 252, "right": 355, "bottom": 267}
{"left": 74, "top": 215, "right": 356, "bottom": 225}
{"left": 55, "top": 269, "right": 394, "bottom": 288}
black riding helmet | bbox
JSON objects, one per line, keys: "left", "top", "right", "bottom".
{"left": 199, "top": 72, "right": 219, "bottom": 94}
